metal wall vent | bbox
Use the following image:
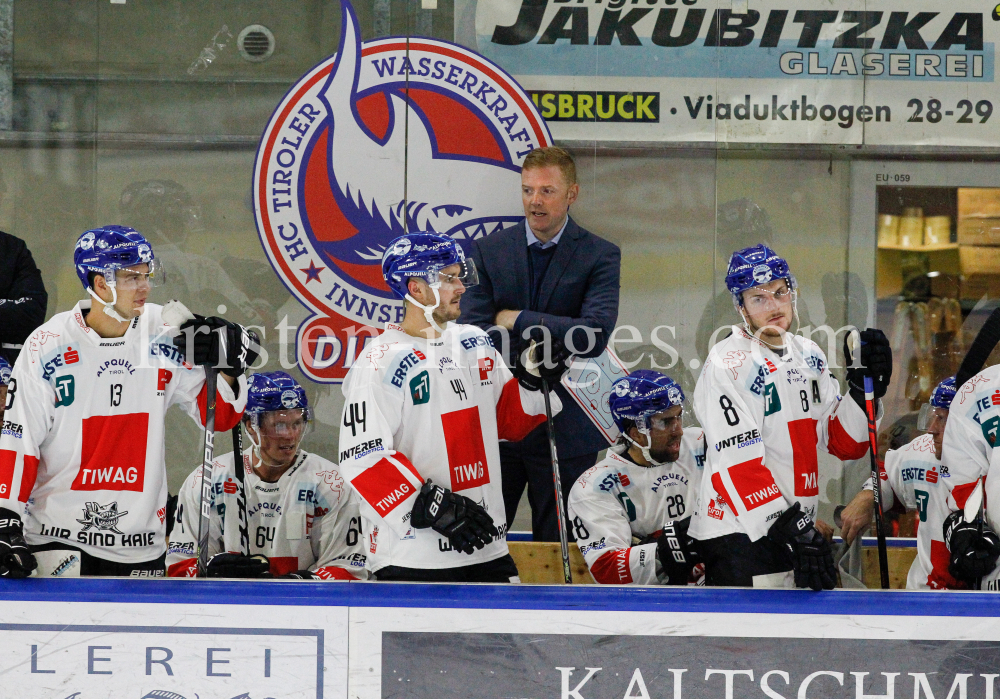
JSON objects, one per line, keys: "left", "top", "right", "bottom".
{"left": 238, "top": 25, "right": 275, "bottom": 62}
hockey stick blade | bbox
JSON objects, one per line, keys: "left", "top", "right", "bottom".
{"left": 956, "top": 306, "right": 1000, "bottom": 388}
{"left": 964, "top": 478, "right": 984, "bottom": 525}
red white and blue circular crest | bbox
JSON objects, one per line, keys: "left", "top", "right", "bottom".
{"left": 253, "top": 0, "right": 551, "bottom": 383}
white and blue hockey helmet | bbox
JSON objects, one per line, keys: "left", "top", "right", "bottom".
{"left": 918, "top": 376, "right": 957, "bottom": 431}
{"left": 0, "top": 355, "right": 10, "bottom": 387}
{"left": 607, "top": 370, "right": 685, "bottom": 434}
{"left": 74, "top": 225, "right": 163, "bottom": 290}
{"left": 381, "top": 232, "right": 478, "bottom": 301}
{"left": 725, "top": 243, "right": 795, "bottom": 307}
{"left": 244, "top": 371, "right": 312, "bottom": 441}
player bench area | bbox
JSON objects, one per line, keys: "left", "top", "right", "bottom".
{"left": 507, "top": 538, "right": 919, "bottom": 588}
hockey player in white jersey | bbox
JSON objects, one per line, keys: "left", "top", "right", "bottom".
{"left": 839, "top": 378, "right": 963, "bottom": 589}
{"left": 568, "top": 371, "right": 705, "bottom": 585}
{"left": 168, "top": 372, "right": 367, "bottom": 579}
{"left": 690, "top": 243, "right": 892, "bottom": 590}
{"left": 339, "top": 232, "right": 566, "bottom": 582}
{"left": 937, "top": 368, "right": 1000, "bottom": 589}
{"left": 0, "top": 226, "right": 253, "bottom": 578}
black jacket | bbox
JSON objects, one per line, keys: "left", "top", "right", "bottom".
{"left": 460, "top": 217, "right": 621, "bottom": 458}
{"left": 0, "top": 231, "right": 48, "bottom": 365}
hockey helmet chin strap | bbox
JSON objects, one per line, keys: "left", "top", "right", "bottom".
{"left": 405, "top": 282, "right": 447, "bottom": 335}
{"left": 623, "top": 420, "right": 670, "bottom": 467}
{"left": 86, "top": 282, "right": 130, "bottom": 323}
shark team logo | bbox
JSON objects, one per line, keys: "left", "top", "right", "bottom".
{"left": 752, "top": 264, "right": 772, "bottom": 285}
{"left": 280, "top": 389, "right": 300, "bottom": 409}
{"left": 253, "top": 0, "right": 550, "bottom": 383}
{"left": 76, "top": 231, "right": 95, "bottom": 251}
{"left": 77, "top": 501, "right": 128, "bottom": 534}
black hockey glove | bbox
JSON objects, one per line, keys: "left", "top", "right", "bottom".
{"left": 410, "top": 480, "right": 498, "bottom": 555}
{"left": 767, "top": 502, "right": 836, "bottom": 591}
{"left": 844, "top": 328, "right": 893, "bottom": 403}
{"left": 275, "top": 570, "right": 318, "bottom": 580}
{"left": 172, "top": 315, "right": 260, "bottom": 377}
{"left": 655, "top": 517, "right": 701, "bottom": 585}
{"left": 206, "top": 552, "right": 272, "bottom": 578}
{"left": 514, "top": 333, "right": 573, "bottom": 392}
{"left": 944, "top": 510, "right": 1000, "bottom": 583}
{"left": 0, "top": 507, "right": 36, "bottom": 579}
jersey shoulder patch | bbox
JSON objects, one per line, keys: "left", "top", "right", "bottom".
{"left": 576, "top": 453, "right": 630, "bottom": 493}
{"left": 381, "top": 343, "right": 430, "bottom": 389}
{"left": 707, "top": 341, "right": 755, "bottom": 384}
{"left": 903, "top": 433, "right": 936, "bottom": 454}
{"left": 310, "top": 453, "right": 348, "bottom": 506}
{"left": 454, "top": 324, "right": 495, "bottom": 352}
{"left": 793, "top": 336, "right": 828, "bottom": 377}
{"left": 24, "top": 313, "right": 76, "bottom": 370}
{"left": 956, "top": 371, "right": 992, "bottom": 407}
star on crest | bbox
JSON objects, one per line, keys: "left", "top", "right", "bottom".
{"left": 300, "top": 260, "right": 325, "bottom": 283}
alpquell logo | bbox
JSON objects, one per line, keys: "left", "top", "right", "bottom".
{"left": 254, "top": 0, "right": 551, "bottom": 384}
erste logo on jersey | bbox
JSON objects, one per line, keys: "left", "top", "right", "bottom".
{"left": 253, "top": 0, "right": 550, "bottom": 384}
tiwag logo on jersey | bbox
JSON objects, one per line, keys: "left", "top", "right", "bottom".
{"left": 254, "top": 0, "right": 550, "bottom": 384}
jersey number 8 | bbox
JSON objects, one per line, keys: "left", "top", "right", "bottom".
{"left": 720, "top": 395, "right": 739, "bottom": 426}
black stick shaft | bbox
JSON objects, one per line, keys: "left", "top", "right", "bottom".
{"left": 232, "top": 424, "right": 250, "bottom": 557}
{"left": 196, "top": 368, "right": 218, "bottom": 578}
{"left": 542, "top": 378, "right": 572, "bottom": 585}
{"left": 864, "top": 375, "right": 890, "bottom": 589}
{"left": 956, "top": 306, "right": 1000, "bottom": 389}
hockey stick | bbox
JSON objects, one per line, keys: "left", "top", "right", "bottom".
{"left": 956, "top": 306, "right": 1000, "bottom": 389}
{"left": 232, "top": 423, "right": 250, "bottom": 557}
{"left": 542, "top": 377, "right": 573, "bottom": 584}
{"left": 197, "top": 366, "right": 218, "bottom": 578}
{"left": 862, "top": 374, "right": 891, "bottom": 589}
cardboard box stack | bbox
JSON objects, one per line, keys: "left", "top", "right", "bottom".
{"left": 959, "top": 188, "right": 1000, "bottom": 298}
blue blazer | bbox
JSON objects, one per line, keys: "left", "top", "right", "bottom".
{"left": 460, "top": 217, "right": 621, "bottom": 458}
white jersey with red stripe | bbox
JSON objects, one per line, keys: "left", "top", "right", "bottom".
{"left": 689, "top": 326, "right": 872, "bottom": 543}
{"left": 167, "top": 448, "right": 367, "bottom": 579}
{"left": 0, "top": 301, "right": 246, "bottom": 563}
{"left": 567, "top": 428, "right": 706, "bottom": 585}
{"left": 940, "top": 365, "right": 1000, "bottom": 589}
{"left": 863, "top": 434, "right": 959, "bottom": 590}
{"left": 338, "top": 322, "right": 559, "bottom": 572}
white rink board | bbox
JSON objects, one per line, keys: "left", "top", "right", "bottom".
{"left": 4, "top": 580, "right": 1000, "bottom": 699}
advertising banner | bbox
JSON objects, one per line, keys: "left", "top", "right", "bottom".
{"left": 0, "top": 593, "right": 347, "bottom": 699}
{"left": 353, "top": 604, "right": 1000, "bottom": 699}
{"left": 474, "top": 0, "right": 998, "bottom": 145}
